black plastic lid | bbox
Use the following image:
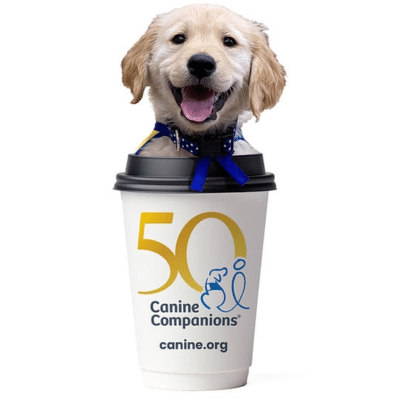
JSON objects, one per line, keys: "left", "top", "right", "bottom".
{"left": 114, "top": 154, "right": 276, "bottom": 193}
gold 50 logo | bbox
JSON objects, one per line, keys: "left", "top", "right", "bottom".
{"left": 138, "top": 212, "right": 247, "bottom": 294}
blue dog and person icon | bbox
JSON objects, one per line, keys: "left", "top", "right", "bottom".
{"left": 200, "top": 258, "right": 249, "bottom": 313}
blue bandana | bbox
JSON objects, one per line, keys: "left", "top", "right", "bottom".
{"left": 136, "top": 122, "right": 249, "bottom": 192}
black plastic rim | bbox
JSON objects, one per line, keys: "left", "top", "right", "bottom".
{"left": 114, "top": 154, "right": 276, "bottom": 193}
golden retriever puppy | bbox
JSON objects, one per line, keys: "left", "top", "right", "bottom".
{"left": 121, "top": 4, "right": 285, "bottom": 157}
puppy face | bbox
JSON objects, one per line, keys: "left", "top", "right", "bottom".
{"left": 122, "top": 5, "right": 285, "bottom": 133}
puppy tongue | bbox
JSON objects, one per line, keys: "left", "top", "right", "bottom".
{"left": 181, "top": 85, "right": 215, "bottom": 122}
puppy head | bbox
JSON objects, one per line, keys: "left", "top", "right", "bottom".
{"left": 121, "top": 5, "right": 285, "bottom": 132}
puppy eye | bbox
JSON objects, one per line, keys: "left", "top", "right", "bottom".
{"left": 172, "top": 34, "right": 186, "bottom": 44}
{"left": 223, "top": 36, "right": 237, "bottom": 47}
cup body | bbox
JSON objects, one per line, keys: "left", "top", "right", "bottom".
{"left": 121, "top": 190, "right": 269, "bottom": 390}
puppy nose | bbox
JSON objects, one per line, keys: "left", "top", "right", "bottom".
{"left": 187, "top": 53, "right": 216, "bottom": 80}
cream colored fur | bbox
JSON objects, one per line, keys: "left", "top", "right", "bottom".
{"left": 121, "top": 4, "right": 285, "bottom": 157}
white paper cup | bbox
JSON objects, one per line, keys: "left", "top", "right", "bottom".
{"left": 115, "top": 155, "right": 276, "bottom": 390}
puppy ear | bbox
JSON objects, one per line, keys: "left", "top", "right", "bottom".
{"left": 249, "top": 26, "right": 286, "bottom": 121}
{"left": 121, "top": 19, "right": 159, "bottom": 104}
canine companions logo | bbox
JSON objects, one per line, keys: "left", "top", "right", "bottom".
{"left": 200, "top": 259, "right": 249, "bottom": 313}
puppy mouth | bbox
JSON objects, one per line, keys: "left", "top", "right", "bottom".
{"left": 169, "top": 83, "right": 233, "bottom": 124}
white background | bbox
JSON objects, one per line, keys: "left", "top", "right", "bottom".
{"left": 1, "top": 0, "right": 399, "bottom": 399}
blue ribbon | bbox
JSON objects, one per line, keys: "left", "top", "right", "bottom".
{"left": 136, "top": 123, "right": 249, "bottom": 192}
{"left": 191, "top": 153, "right": 249, "bottom": 192}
